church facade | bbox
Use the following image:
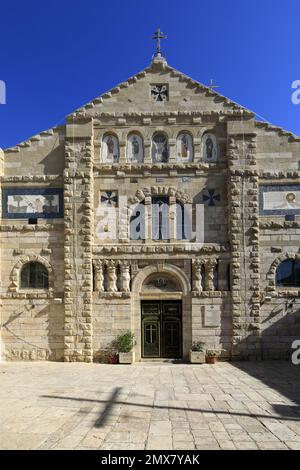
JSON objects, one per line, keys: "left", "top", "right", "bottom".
{"left": 1, "top": 51, "right": 300, "bottom": 363}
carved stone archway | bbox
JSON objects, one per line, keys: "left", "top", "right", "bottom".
{"left": 267, "top": 252, "right": 300, "bottom": 292}
{"left": 131, "top": 262, "right": 192, "bottom": 361}
{"left": 9, "top": 255, "right": 54, "bottom": 293}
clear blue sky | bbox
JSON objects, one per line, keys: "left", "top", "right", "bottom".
{"left": 0, "top": 0, "right": 299, "bottom": 149}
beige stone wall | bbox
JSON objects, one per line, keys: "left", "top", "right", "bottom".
{"left": 0, "top": 225, "right": 64, "bottom": 361}
{"left": 1, "top": 56, "right": 300, "bottom": 362}
{"left": 3, "top": 127, "right": 65, "bottom": 177}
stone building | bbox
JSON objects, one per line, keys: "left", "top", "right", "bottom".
{"left": 1, "top": 46, "right": 300, "bottom": 363}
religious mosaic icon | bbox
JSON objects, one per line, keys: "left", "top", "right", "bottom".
{"left": 2, "top": 188, "right": 63, "bottom": 219}
{"left": 127, "top": 133, "right": 144, "bottom": 163}
{"left": 151, "top": 84, "right": 168, "bottom": 102}
{"left": 260, "top": 185, "right": 300, "bottom": 215}
{"left": 176, "top": 133, "right": 194, "bottom": 162}
{"left": 152, "top": 133, "right": 169, "bottom": 163}
{"left": 201, "top": 133, "right": 218, "bottom": 161}
{"left": 101, "top": 191, "right": 118, "bottom": 207}
{"left": 102, "top": 134, "right": 119, "bottom": 163}
{"left": 202, "top": 189, "right": 221, "bottom": 206}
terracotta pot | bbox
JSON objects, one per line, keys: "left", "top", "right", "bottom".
{"left": 206, "top": 356, "right": 217, "bottom": 364}
{"left": 109, "top": 354, "right": 119, "bottom": 364}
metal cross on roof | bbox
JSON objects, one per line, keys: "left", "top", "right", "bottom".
{"left": 208, "top": 79, "right": 220, "bottom": 91}
{"left": 152, "top": 28, "right": 167, "bottom": 55}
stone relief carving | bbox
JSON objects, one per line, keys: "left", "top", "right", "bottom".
{"left": 192, "top": 258, "right": 218, "bottom": 293}
{"left": 120, "top": 262, "right": 131, "bottom": 292}
{"left": 192, "top": 259, "right": 203, "bottom": 292}
{"left": 94, "top": 260, "right": 132, "bottom": 296}
{"left": 144, "top": 275, "right": 180, "bottom": 292}
{"left": 107, "top": 261, "right": 118, "bottom": 292}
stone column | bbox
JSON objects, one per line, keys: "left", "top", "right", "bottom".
{"left": 193, "top": 137, "right": 202, "bottom": 163}
{"left": 168, "top": 138, "right": 177, "bottom": 164}
{"left": 192, "top": 259, "right": 203, "bottom": 292}
{"left": 205, "top": 258, "right": 217, "bottom": 291}
{"left": 107, "top": 260, "right": 117, "bottom": 292}
{"left": 94, "top": 260, "right": 104, "bottom": 292}
{"left": 119, "top": 141, "right": 126, "bottom": 164}
{"left": 120, "top": 261, "right": 131, "bottom": 292}
{"left": 144, "top": 140, "right": 152, "bottom": 164}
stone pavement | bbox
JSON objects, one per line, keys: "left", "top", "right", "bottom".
{"left": 0, "top": 361, "right": 300, "bottom": 450}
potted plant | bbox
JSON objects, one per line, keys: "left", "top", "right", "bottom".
{"left": 206, "top": 349, "right": 222, "bottom": 364}
{"left": 107, "top": 346, "right": 119, "bottom": 364}
{"left": 189, "top": 341, "right": 206, "bottom": 364}
{"left": 114, "top": 331, "right": 136, "bottom": 364}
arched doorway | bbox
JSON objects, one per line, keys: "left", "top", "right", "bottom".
{"left": 131, "top": 264, "right": 191, "bottom": 361}
{"left": 141, "top": 299, "right": 182, "bottom": 358}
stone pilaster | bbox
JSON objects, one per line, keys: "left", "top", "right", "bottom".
{"left": 227, "top": 117, "right": 261, "bottom": 359}
{"left": 63, "top": 119, "right": 94, "bottom": 363}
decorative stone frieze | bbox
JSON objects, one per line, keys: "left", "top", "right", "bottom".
{"left": 92, "top": 243, "right": 228, "bottom": 255}
{"left": 0, "top": 224, "right": 58, "bottom": 232}
{"left": 93, "top": 260, "right": 132, "bottom": 296}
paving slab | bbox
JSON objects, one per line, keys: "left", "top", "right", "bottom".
{"left": 0, "top": 361, "right": 299, "bottom": 450}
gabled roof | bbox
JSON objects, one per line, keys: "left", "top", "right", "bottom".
{"left": 68, "top": 55, "right": 253, "bottom": 119}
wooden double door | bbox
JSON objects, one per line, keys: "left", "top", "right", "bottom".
{"left": 141, "top": 300, "right": 182, "bottom": 358}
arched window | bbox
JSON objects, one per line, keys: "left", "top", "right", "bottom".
{"left": 20, "top": 262, "right": 49, "bottom": 289}
{"left": 201, "top": 133, "right": 218, "bottom": 161}
{"left": 102, "top": 134, "right": 119, "bottom": 163}
{"left": 276, "top": 259, "right": 300, "bottom": 287}
{"left": 176, "top": 132, "right": 193, "bottom": 162}
{"left": 176, "top": 202, "right": 192, "bottom": 240}
{"left": 152, "top": 133, "right": 169, "bottom": 163}
{"left": 127, "top": 133, "right": 144, "bottom": 163}
{"left": 129, "top": 201, "right": 146, "bottom": 240}
{"left": 152, "top": 196, "right": 169, "bottom": 240}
